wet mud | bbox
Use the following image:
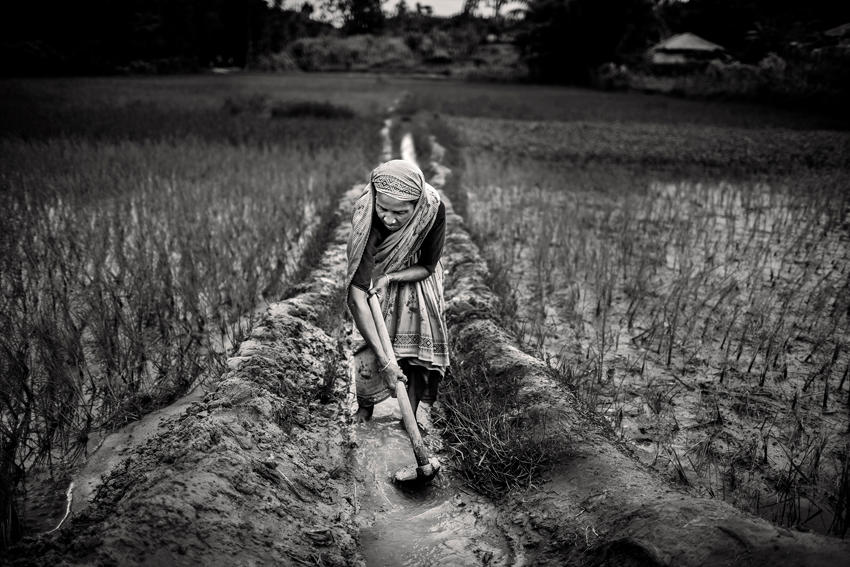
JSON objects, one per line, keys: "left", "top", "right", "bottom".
{"left": 351, "top": 401, "right": 511, "bottom": 566}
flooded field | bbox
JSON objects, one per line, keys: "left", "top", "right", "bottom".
{"left": 0, "top": 75, "right": 389, "bottom": 542}
{"left": 450, "top": 116, "right": 850, "bottom": 534}
{"left": 4, "top": 74, "right": 849, "bottom": 562}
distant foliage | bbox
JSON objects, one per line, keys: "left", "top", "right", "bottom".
{"left": 289, "top": 35, "right": 416, "bottom": 71}
{"left": 518, "top": 0, "right": 662, "bottom": 84}
{"left": 657, "top": 0, "right": 850, "bottom": 63}
{"left": 0, "top": 0, "right": 327, "bottom": 74}
{"left": 340, "top": 0, "right": 386, "bottom": 34}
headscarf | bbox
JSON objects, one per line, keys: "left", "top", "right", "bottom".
{"left": 345, "top": 160, "right": 441, "bottom": 295}
{"left": 371, "top": 159, "right": 424, "bottom": 201}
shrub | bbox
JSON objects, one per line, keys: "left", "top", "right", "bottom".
{"left": 288, "top": 35, "right": 416, "bottom": 71}
{"left": 270, "top": 100, "right": 356, "bottom": 120}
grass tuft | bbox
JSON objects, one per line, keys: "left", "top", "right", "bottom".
{"left": 436, "top": 347, "right": 554, "bottom": 499}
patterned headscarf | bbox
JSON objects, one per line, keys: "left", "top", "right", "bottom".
{"left": 371, "top": 160, "right": 424, "bottom": 201}
{"left": 345, "top": 160, "right": 449, "bottom": 379}
{"left": 345, "top": 160, "right": 441, "bottom": 297}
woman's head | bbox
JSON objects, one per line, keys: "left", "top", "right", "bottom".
{"left": 375, "top": 192, "right": 415, "bottom": 232}
{"left": 370, "top": 160, "right": 424, "bottom": 232}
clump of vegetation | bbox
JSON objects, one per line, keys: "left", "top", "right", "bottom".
{"left": 222, "top": 95, "right": 357, "bottom": 120}
{"left": 437, "top": 348, "right": 553, "bottom": 498}
{"left": 271, "top": 100, "right": 356, "bottom": 120}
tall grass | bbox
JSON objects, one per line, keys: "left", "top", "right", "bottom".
{"left": 437, "top": 114, "right": 850, "bottom": 534}
{"left": 0, "top": 79, "right": 384, "bottom": 545}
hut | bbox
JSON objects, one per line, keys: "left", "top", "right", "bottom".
{"left": 648, "top": 32, "right": 729, "bottom": 72}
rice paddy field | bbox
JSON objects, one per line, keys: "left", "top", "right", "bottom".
{"left": 2, "top": 73, "right": 849, "bottom": 545}
{"left": 400, "top": 83, "right": 850, "bottom": 535}
{"left": 0, "top": 74, "right": 391, "bottom": 536}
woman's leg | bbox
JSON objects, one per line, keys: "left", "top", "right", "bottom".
{"left": 399, "top": 360, "right": 433, "bottom": 420}
{"left": 354, "top": 399, "right": 374, "bottom": 422}
{"left": 403, "top": 361, "right": 424, "bottom": 417}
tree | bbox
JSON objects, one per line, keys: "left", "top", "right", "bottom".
{"left": 517, "top": 0, "right": 661, "bottom": 83}
{"left": 486, "top": 0, "right": 510, "bottom": 19}
{"left": 341, "top": 0, "right": 386, "bottom": 34}
{"left": 657, "top": 0, "right": 850, "bottom": 62}
{"left": 462, "top": 0, "right": 480, "bottom": 16}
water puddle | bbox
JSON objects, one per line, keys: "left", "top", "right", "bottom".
{"left": 352, "top": 392, "right": 512, "bottom": 566}
{"left": 71, "top": 381, "right": 209, "bottom": 515}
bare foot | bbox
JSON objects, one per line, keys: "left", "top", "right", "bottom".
{"left": 354, "top": 405, "right": 373, "bottom": 423}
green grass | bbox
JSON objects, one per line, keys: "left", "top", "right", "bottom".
{"left": 437, "top": 344, "right": 554, "bottom": 498}
{"left": 450, "top": 116, "right": 850, "bottom": 173}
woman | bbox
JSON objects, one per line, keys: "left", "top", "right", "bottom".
{"left": 345, "top": 159, "right": 449, "bottom": 423}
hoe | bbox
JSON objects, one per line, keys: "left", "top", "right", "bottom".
{"left": 366, "top": 293, "right": 440, "bottom": 487}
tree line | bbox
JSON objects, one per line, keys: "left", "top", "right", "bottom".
{"left": 519, "top": 0, "right": 850, "bottom": 83}
{"left": 1, "top": 1, "right": 848, "bottom": 87}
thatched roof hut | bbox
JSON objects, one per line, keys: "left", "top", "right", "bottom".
{"left": 648, "top": 32, "right": 728, "bottom": 66}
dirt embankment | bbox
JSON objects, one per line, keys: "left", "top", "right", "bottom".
{"left": 6, "top": 186, "right": 362, "bottom": 567}
{"left": 437, "top": 161, "right": 850, "bottom": 564}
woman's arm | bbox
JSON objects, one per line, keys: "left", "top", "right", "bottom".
{"left": 347, "top": 285, "right": 407, "bottom": 386}
{"left": 348, "top": 286, "right": 392, "bottom": 368}
{"left": 369, "top": 265, "right": 431, "bottom": 296}
{"left": 367, "top": 266, "right": 429, "bottom": 297}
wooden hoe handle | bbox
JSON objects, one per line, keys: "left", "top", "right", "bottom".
{"left": 367, "top": 293, "right": 431, "bottom": 469}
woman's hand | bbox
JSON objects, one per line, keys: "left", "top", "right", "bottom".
{"left": 378, "top": 361, "right": 406, "bottom": 390}
{"left": 368, "top": 274, "right": 391, "bottom": 299}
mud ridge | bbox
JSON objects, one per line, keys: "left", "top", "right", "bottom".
{"left": 6, "top": 185, "right": 362, "bottom": 567}
{"left": 435, "top": 151, "right": 850, "bottom": 565}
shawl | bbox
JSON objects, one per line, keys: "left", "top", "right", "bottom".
{"left": 345, "top": 163, "right": 450, "bottom": 406}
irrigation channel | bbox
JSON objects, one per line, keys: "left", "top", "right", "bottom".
{"left": 48, "top": 119, "right": 518, "bottom": 565}
{"left": 346, "top": 132, "right": 514, "bottom": 565}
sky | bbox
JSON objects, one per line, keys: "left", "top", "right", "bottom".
{"left": 390, "top": 0, "right": 524, "bottom": 17}
{"left": 420, "top": 0, "right": 463, "bottom": 16}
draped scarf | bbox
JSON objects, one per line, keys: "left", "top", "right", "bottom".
{"left": 346, "top": 172, "right": 450, "bottom": 405}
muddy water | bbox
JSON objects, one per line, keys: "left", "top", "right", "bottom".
{"left": 352, "top": 399, "right": 512, "bottom": 566}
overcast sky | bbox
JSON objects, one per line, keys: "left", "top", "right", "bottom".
{"left": 392, "top": 1, "right": 524, "bottom": 17}
{"left": 422, "top": 0, "right": 463, "bottom": 16}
